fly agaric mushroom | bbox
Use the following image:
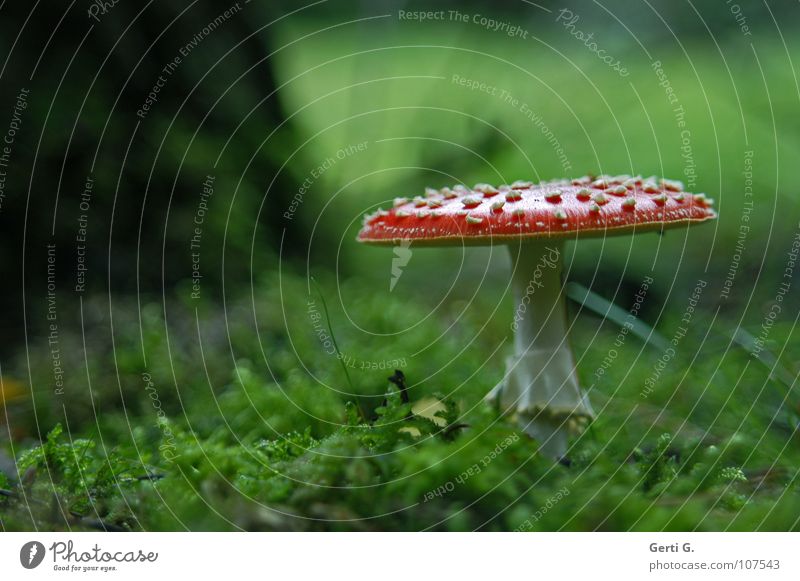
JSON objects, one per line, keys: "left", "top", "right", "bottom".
{"left": 357, "top": 175, "right": 716, "bottom": 459}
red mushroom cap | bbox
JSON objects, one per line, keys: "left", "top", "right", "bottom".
{"left": 357, "top": 175, "right": 716, "bottom": 246}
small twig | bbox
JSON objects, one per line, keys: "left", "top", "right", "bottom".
{"left": 135, "top": 472, "right": 165, "bottom": 481}
{"left": 387, "top": 370, "right": 410, "bottom": 404}
{"left": 72, "top": 515, "right": 126, "bottom": 532}
{"left": 380, "top": 370, "right": 415, "bottom": 421}
{"left": 120, "top": 472, "right": 165, "bottom": 483}
{"left": 442, "top": 423, "right": 469, "bottom": 437}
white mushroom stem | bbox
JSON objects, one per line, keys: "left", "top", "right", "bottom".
{"left": 485, "top": 241, "right": 594, "bottom": 459}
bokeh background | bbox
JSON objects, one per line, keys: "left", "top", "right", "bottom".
{"left": 0, "top": 0, "right": 799, "bottom": 531}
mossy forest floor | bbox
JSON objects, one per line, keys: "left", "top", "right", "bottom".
{"left": 1, "top": 266, "right": 798, "bottom": 531}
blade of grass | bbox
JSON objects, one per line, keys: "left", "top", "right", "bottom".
{"left": 566, "top": 281, "right": 669, "bottom": 351}
{"left": 732, "top": 327, "right": 797, "bottom": 395}
{"left": 310, "top": 276, "right": 367, "bottom": 422}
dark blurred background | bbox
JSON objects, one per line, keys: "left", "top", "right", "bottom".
{"left": 0, "top": 0, "right": 798, "bottom": 408}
